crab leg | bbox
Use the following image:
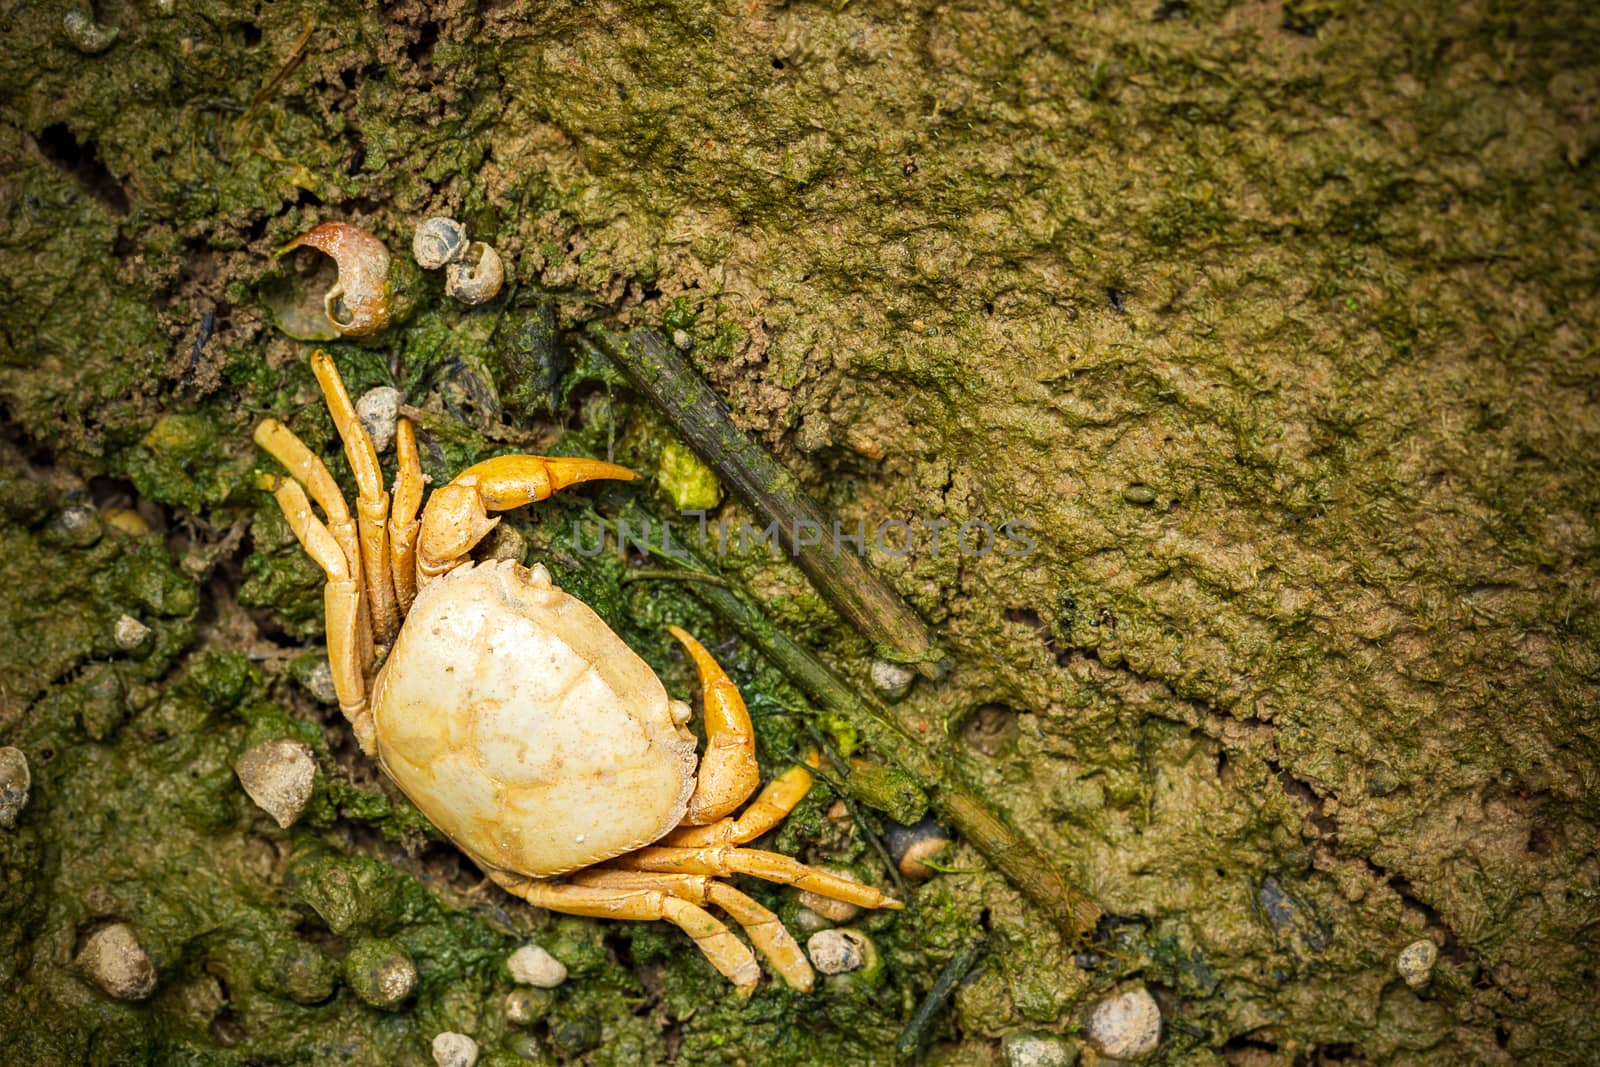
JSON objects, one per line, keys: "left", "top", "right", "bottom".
{"left": 572, "top": 869, "right": 815, "bottom": 991}
{"left": 664, "top": 760, "right": 817, "bottom": 848}
{"left": 310, "top": 350, "right": 400, "bottom": 645}
{"left": 611, "top": 845, "right": 902, "bottom": 911}
{"left": 668, "top": 627, "right": 760, "bottom": 825}
{"left": 257, "top": 475, "right": 376, "bottom": 755}
{"left": 415, "top": 454, "right": 636, "bottom": 582}
{"left": 254, "top": 418, "right": 374, "bottom": 669}
{"left": 388, "top": 417, "right": 424, "bottom": 616}
{"left": 487, "top": 872, "right": 761, "bottom": 994}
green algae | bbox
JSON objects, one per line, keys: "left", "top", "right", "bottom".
{"left": 1, "top": 0, "right": 1598, "bottom": 1063}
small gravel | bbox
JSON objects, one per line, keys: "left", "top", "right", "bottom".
{"left": 507, "top": 943, "right": 567, "bottom": 988}
{"left": 355, "top": 386, "right": 403, "bottom": 453}
{"left": 869, "top": 659, "right": 917, "bottom": 702}
{"left": 1396, "top": 939, "right": 1439, "bottom": 988}
{"left": 234, "top": 739, "right": 318, "bottom": 829}
{"left": 431, "top": 1031, "right": 479, "bottom": 1067}
{"left": 78, "top": 922, "right": 158, "bottom": 1000}
{"left": 113, "top": 614, "right": 153, "bottom": 651}
{"left": 0, "top": 746, "right": 29, "bottom": 830}
{"left": 1001, "top": 1030, "right": 1078, "bottom": 1067}
{"left": 1084, "top": 986, "right": 1161, "bottom": 1060}
{"left": 806, "top": 928, "right": 869, "bottom": 975}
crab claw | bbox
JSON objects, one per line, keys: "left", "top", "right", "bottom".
{"left": 282, "top": 221, "right": 393, "bottom": 337}
{"left": 417, "top": 455, "right": 636, "bottom": 579}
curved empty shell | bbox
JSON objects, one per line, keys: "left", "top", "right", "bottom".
{"left": 445, "top": 241, "right": 504, "bottom": 304}
{"left": 282, "top": 222, "right": 393, "bottom": 336}
{"left": 413, "top": 217, "right": 470, "bottom": 270}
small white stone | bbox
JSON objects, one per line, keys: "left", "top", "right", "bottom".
{"left": 355, "top": 386, "right": 403, "bottom": 453}
{"left": 870, "top": 659, "right": 916, "bottom": 702}
{"left": 78, "top": 922, "right": 158, "bottom": 1000}
{"left": 507, "top": 943, "right": 567, "bottom": 988}
{"left": 300, "top": 660, "right": 339, "bottom": 705}
{"left": 0, "top": 746, "right": 30, "bottom": 830}
{"left": 234, "top": 740, "right": 317, "bottom": 829}
{"left": 672, "top": 329, "right": 692, "bottom": 350}
{"left": 1085, "top": 986, "right": 1161, "bottom": 1059}
{"left": 431, "top": 1031, "right": 480, "bottom": 1067}
{"left": 806, "top": 928, "right": 868, "bottom": 975}
{"left": 113, "top": 614, "right": 152, "bottom": 651}
{"left": 1396, "top": 939, "right": 1438, "bottom": 988}
{"left": 1001, "top": 1031, "right": 1077, "bottom": 1067}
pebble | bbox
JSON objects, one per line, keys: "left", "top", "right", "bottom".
{"left": 50, "top": 505, "right": 102, "bottom": 548}
{"left": 355, "top": 386, "right": 403, "bottom": 453}
{"left": 299, "top": 659, "right": 339, "bottom": 705}
{"left": 431, "top": 1032, "right": 479, "bottom": 1067}
{"left": 113, "top": 614, "right": 153, "bottom": 651}
{"left": 0, "top": 747, "right": 29, "bottom": 830}
{"left": 1002, "top": 1031, "right": 1078, "bottom": 1067}
{"left": 507, "top": 943, "right": 567, "bottom": 988}
{"left": 344, "top": 940, "right": 417, "bottom": 1009}
{"left": 78, "top": 922, "right": 158, "bottom": 1000}
{"left": 672, "top": 329, "right": 692, "bottom": 350}
{"left": 504, "top": 987, "right": 553, "bottom": 1026}
{"left": 1396, "top": 939, "right": 1438, "bottom": 989}
{"left": 806, "top": 928, "right": 868, "bottom": 975}
{"left": 869, "top": 659, "right": 916, "bottom": 702}
{"left": 234, "top": 739, "right": 317, "bottom": 829}
{"left": 885, "top": 816, "right": 951, "bottom": 881}
{"left": 1084, "top": 986, "right": 1161, "bottom": 1059}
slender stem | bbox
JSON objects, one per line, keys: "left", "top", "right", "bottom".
{"left": 587, "top": 325, "right": 937, "bottom": 665}
{"left": 895, "top": 937, "right": 987, "bottom": 1065}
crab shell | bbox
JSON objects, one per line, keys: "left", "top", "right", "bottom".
{"left": 369, "top": 558, "right": 699, "bottom": 876}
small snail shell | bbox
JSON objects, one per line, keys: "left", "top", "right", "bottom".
{"left": 412, "top": 217, "right": 470, "bottom": 270}
{"left": 445, "top": 241, "right": 504, "bottom": 305}
{"left": 282, "top": 222, "right": 392, "bottom": 337}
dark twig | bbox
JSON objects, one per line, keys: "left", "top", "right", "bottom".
{"left": 895, "top": 937, "right": 987, "bottom": 1065}
{"left": 586, "top": 325, "right": 937, "bottom": 666}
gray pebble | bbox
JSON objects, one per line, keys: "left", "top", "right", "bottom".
{"left": 355, "top": 386, "right": 403, "bottom": 453}
{"left": 344, "top": 940, "right": 417, "bottom": 1009}
{"left": 0, "top": 747, "right": 29, "bottom": 830}
{"left": 869, "top": 659, "right": 916, "bottom": 702}
{"left": 235, "top": 739, "right": 317, "bottom": 829}
{"left": 1085, "top": 986, "right": 1161, "bottom": 1059}
{"left": 1396, "top": 939, "right": 1438, "bottom": 988}
{"left": 806, "top": 928, "right": 868, "bottom": 975}
{"left": 1002, "top": 1031, "right": 1078, "bottom": 1067}
{"left": 507, "top": 943, "right": 567, "bottom": 988}
{"left": 431, "top": 1031, "right": 479, "bottom": 1067}
{"left": 78, "top": 922, "right": 157, "bottom": 1000}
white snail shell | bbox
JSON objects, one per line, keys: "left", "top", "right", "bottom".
{"left": 445, "top": 242, "right": 504, "bottom": 305}
{"left": 412, "top": 217, "right": 470, "bottom": 270}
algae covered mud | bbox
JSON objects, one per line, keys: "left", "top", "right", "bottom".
{"left": 2, "top": 0, "right": 1598, "bottom": 1063}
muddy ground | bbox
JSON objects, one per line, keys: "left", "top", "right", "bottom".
{"left": 1, "top": 1, "right": 1597, "bottom": 1064}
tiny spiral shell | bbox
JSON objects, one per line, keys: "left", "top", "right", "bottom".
{"left": 445, "top": 242, "right": 505, "bottom": 305}
{"left": 282, "top": 222, "right": 393, "bottom": 337}
{"left": 412, "top": 217, "right": 470, "bottom": 270}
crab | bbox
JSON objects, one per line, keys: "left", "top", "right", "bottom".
{"left": 253, "top": 350, "right": 899, "bottom": 993}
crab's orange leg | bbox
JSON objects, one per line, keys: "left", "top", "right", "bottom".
{"left": 664, "top": 759, "right": 817, "bottom": 848}
{"left": 668, "top": 627, "right": 760, "bottom": 825}
{"left": 253, "top": 417, "right": 374, "bottom": 669}
{"left": 573, "top": 868, "right": 814, "bottom": 991}
{"left": 258, "top": 475, "right": 376, "bottom": 755}
{"left": 415, "top": 454, "right": 635, "bottom": 583}
{"left": 612, "top": 845, "right": 902, "bottom": 911}
{"left": 311, "top": 350, "right": 400, "bottom": 644}
{"left": 488, "top": 872, "right": 761, "bottom": 994}
{"left": 389, "top": 417, "right": 424, "bottom": 615}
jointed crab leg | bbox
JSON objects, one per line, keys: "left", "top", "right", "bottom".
{"left": 388, "top": 417, "right": 424, "bottom": 615}
{"left": 663, "top": 760, "right": 817, "bottom": 848}
{"left": 488, "top": 872, "right": 762, "bottom": 994}
{"left": 253, "top": 417, "right": 375, "bottom": 669}
{"left": 612, "top": 845, "right": 903, "bottom": 910}
{"left": 668, "top": 627, "right": 760, "bottom": 825}
{"left": 416, "top": 454, "right": 636, "bottom": 582}
{"left": 310, "top": 350, "right": 400, "bottom": 645}
{"left": 258, "top": 475, "right": 376, "bottom": 755}
{"left": 573, "top": 868, "right": 814, "bottom": 991}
